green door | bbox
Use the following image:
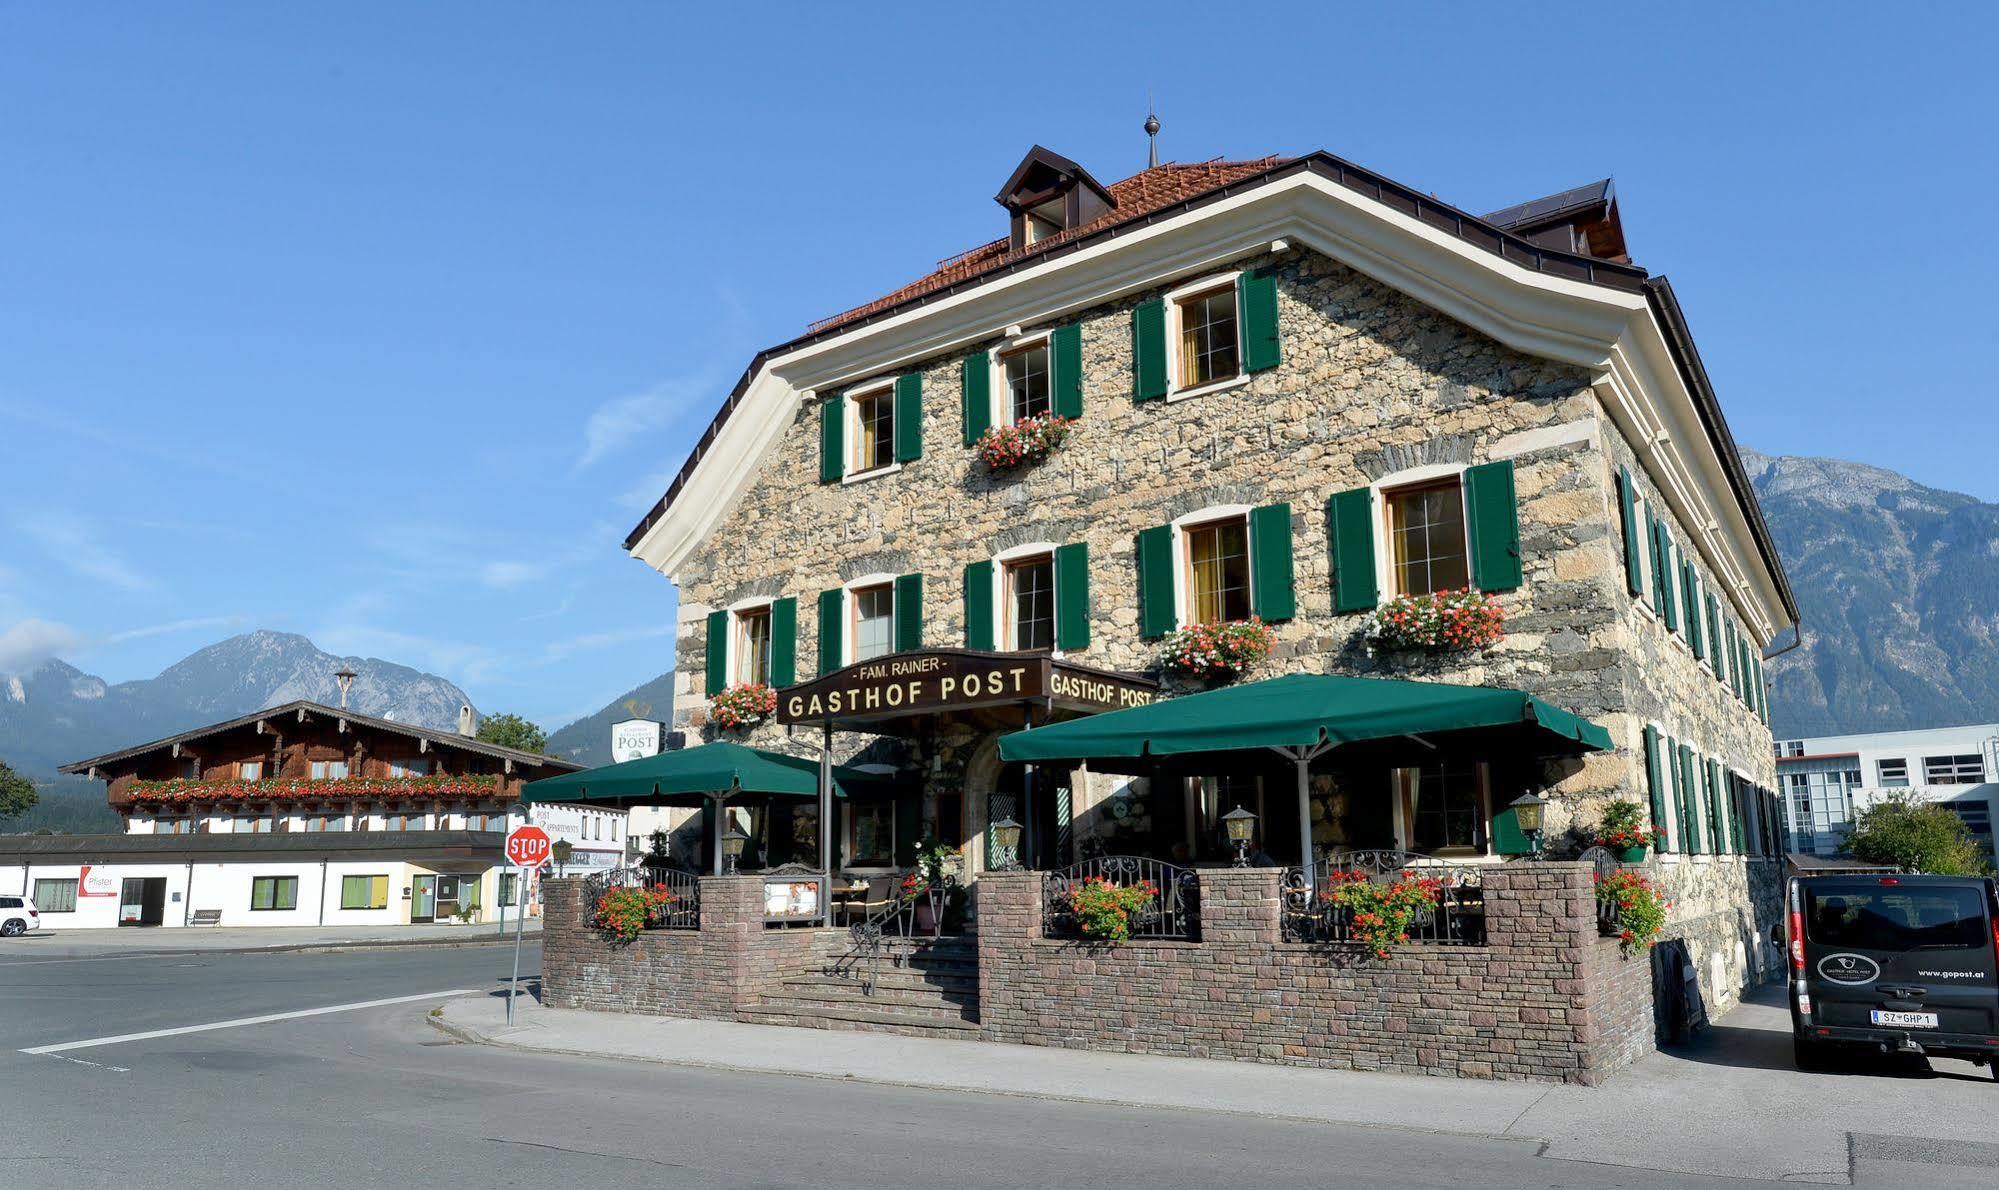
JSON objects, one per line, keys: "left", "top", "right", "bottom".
{"left": 411, "top": 875, "right": 436, "bottom": 923}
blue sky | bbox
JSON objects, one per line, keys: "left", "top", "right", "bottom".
{"left": 3, "top": 3, "right": 1994, "bottom": 730}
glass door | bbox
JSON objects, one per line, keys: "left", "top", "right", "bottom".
{"left": 434, "top": 875, "right": 461, "bottom": 922}
{"left": 411, "top": 875, "right": 436, "bottom": 922}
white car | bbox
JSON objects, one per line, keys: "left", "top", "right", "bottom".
{"left": 0, "top": 894, "right": 41, "bottom": 936}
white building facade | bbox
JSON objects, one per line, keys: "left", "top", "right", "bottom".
{"left": 1775, "top": 723, "right": 1999, "bottom": 861}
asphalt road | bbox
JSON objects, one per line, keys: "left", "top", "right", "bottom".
{"left": 0, "top": 941, "right": 1982, "bottom": 1188}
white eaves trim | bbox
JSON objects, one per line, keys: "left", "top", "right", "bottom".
{"left": 628, "top": 171, "right": 1788, "bottom": 641}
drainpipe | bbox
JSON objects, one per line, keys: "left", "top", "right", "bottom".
{"left": 318, "top": 859, "right": 329, "bottom": 925}
{"left": 183, "top": 862, "right": 194, "bottom": 926}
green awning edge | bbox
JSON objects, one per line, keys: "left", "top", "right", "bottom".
{"left": 521, "top": 740, "right": 890, "bottom": 808}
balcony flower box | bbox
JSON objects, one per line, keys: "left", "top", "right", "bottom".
{"left": 709, "top": 682, "right": 777, "bottom": 731}
{"left": 126, "top": 774, "right": 501, "bottom": 805}
{"left": 975, "top": 413, "right": 1075, "bottom": 472}
{"left": 1365, "top": 588, "right": 1504, "bottom": 653}
{"left": 1159, "top": 618, "right": 1275, "bottom": 682}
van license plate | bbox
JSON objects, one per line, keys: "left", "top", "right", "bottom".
{"left": 1870, "top": 1010, "right": 1938, "bottom": 1029}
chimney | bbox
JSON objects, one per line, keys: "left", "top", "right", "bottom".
{"left": 458, "top": 705, "right": 475, "bottom": 737}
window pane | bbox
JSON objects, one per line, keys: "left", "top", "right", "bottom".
{"left": 1003, "top": 344, "right": 1051, "bottom": 421}
{"left": 1806, "top": 884, "right": 1988, "bottom": 950}
{"left": 1186, "top": 519, "right": 1250, "bottom": 623}
{"left": 240, "top": 762, "right": 263, "bottom": 781}
{"left": 1178, "top": 288, "right": 1240, "bottom": 388}
{"left": 1410, "top": 761, "right": 1482, "bottom": 852}
{"left": 1923, "top": 755, "right": 1985, "bottom": 785}
{"left": 852, "top": 390, "right": 896, "bottom": 472}
{"left": 736, "top": 609, "right": 772, "bottom": 685}
{"left": 853, "top": 585, "right": 894, "bottom": 661}
{"left": 1007, "top": 557, "right": 1055, "bottom": 650}
{"left": 33, "top": 879, "right": 78, "bottom": 913}
{"left": 851, "top": 803, "right": 893, "bottom": 866}
{"left": 1386, "top": 480, "right": 1470, "bottom": 596}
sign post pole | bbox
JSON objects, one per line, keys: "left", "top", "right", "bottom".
{"left": 501, "top": 824, "right": 553, "bottom": 1027}
{"left": 507, "top": 864, "right": 532, "bottom": 1026}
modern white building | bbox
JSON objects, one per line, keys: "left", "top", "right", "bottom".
{"left": 1775, "top": 723, "right": 1999, "bottom": 861}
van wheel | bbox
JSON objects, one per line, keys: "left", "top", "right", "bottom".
{"left": 1793, "top": 1036, "right": 1828, "bottom": 1072}
{"left": 0, "top": 919, "right": 23, "bottom": 937}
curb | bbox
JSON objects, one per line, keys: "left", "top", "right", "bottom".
{"left": 12, "top": 929, "right": 542, "bottom": 961}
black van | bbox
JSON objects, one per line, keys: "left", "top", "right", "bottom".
{"left": 1781, "top": 874, "right": 1999, "bottom": 1075}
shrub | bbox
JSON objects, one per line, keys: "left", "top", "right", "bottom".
{"left": 1159, "top": 618, "right": 1275, "bottom": 680}
{"left": 1594, "top": 870, "right": 1669, "bottom": 954}
{"left": 1365, "top": 588, "right": 1504, "bottom": 652}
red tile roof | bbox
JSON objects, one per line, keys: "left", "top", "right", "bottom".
{"left": 808, "top": 157, "right": 1290, "bottom": 333}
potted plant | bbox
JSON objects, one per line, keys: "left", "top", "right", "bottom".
{"left": 1595, "top": 801, "right": 1664, "bottom": 862}
{"left": 1594, "top": 870, "right": 1669, "bottom": 955}
{"left": 710, "top": 682, "right": 777, "bottom": 731}
{"left": 904, "top": 837, "right": 960, "bottom": 934}
{"left": 974, "top": 412, "right": 1075, "bottom": 472}
{"left": 1321, "top": 869, "right": 1444, "bottom": 958}
{"left": 1062, "top": 875, "right": 1159, "bottom": 942}
{"left": 1159, "top": 618, "right": 1275, "bottom": 682}
{"left": 593, "top": 885, "right": 679, "bottom": 945}
{"left": 1365, "top": 588, "right": 1505, "bottom": 652}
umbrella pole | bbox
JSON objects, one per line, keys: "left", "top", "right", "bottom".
{"left": 712, "top": 793, "right": 727, "bottom": 876}
{"left": 1295, "top": 752, "right": 1312, "bottom": 891}
{"left": 819, "top": 722, "right": 833, "bottom": 926}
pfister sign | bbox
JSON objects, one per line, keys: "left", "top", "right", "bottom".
{"left": 611, "top": 718, "right": 663, "bottom": 762}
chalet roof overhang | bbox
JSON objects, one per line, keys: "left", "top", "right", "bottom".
{"left": 57, "top": 700, "right": 585, "bottom": 778}
{"left": 625, "top": 152, "right": 1797, "bottom": 641}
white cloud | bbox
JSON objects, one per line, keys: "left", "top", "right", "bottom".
{"left": 16, "top": 511, "right": 153, "bottom": 592}
{"left": 578, "top": 379, "right": 712, "bottom": 469}
{"left": 102, "top": 615, "right": 245, "bottom": 645}
{"left": 0, "top": 617, "right": 85, "bottom": 674}
{"left": 480, "top": 560, "right": 544, "bottom": 589}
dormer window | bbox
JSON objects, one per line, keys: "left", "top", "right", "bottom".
{"left": 995, "top": 145, "right": 1116, "bottom": 253}
{"left": 1025, "top": 203, "right": 1064, "bottom": 244}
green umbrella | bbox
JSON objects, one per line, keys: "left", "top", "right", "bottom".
{"left": 999, "top": 672, "right": 1612, "bottom": 762}
{"left": 522, "top": 740, "right": 887, "bottom": 807}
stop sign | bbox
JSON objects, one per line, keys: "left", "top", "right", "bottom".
{"left": 504, "top": 824, "right": 552, "bottom": 868}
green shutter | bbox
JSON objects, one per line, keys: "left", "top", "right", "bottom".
{"left": 1055, "top": 541, "right": 1090, "bottom": 651}
{"left": 1708, "top": 760, "right": 1728, "bottom": 853}
{"left": 1645, "top": 510, "right": 1663, "bottom": 612}
{"left": 893, "top": 573, "right": 923, "bottom": 653}
{"left": 1248, "top": 503, "right": 1296, "bottom": 622}
{"left": 1618, "top": 467, "right": 1645, "bottom": 597}
{"left": 963, "top": 561, "right": 994, "bottom": 650}
{"left": 961, "top": 353, "right": 991, "bottom": 446}
{"left": 1464, "top": 461, "right": 1522, "bottom": 593}
{"left": 1136, "top": 524, "right": 1176, "bottom": 638}
{"left": 817, "top": 588, "right": 844, "bottom": 676}
{"left": 1684, "top": 563, "right": 1705, "bottom": 661}
{"left": 704, "top": 610, "right": 728, "bottom": 696}
{"left": 1051, "top": 323, "right": 1083, "bottom": 419}
{"left": 1755, "top": 656, "right": 1768, "bottom": 722}
{"left": 770, "top": 597, "right": 797, "bottom": 687}
{"left": 1725, "top": 621, "right": 1740, "bottom": 697}
{"left": 1239, "top": 267, "right": 1280, "bottom": 373}
{"left": 1726, "top": 771, "right": 1746, "bottom": 853}
{"left": 1678, "top": 743, "right": 1703, "bottom": 853}
{"left": 1132, "top": 299, "right": 1167, "bottom": 402}
{"left": 1490, "top": 803, "right": 1532, "bottom": 856}
{"left": 894, "top": 373, "right": 922, "bottom": 463}
{"left": 1644, "top": 724, "right": 1671, "bottom": 853}
{"left": 819, "top": 393, "right": 845, "bottom": 484}
{"left": 1328, "top": 487, "right": 1378, "bottom": 613}
{"left": 1654, "top": 524, "right": 1679, "bottom": 632}
{"left": 1706, "top": 593, "right": 1722, "bottom": 678}
{"left": 895, "top": 793, "right": 921, "bottom": 867}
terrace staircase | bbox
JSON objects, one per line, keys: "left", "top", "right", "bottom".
{"left": 739, "top": 935, "right": 981, "bottom": 1038}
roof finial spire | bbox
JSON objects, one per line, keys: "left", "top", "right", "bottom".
{"left": 1144, "top": 104, "right": 1160, "bottom": 169}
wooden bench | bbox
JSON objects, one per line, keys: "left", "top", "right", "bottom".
{"left": 189, "top": 909, "right": 222, "bottom": 926}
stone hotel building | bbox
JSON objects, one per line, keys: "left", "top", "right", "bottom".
{"left": 550, "top": 141, "right": 1799, "bottom": 1082}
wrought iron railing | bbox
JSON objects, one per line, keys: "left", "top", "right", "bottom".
{"left": 582, "top": 863, "right": 701, "bottom": 930}
{"left": 1042, "top": 856, "right": 1200, "bottom": 942}
{"left": 1280, "top": 849, "right": 1487, "bottom": 947}
{"left": 1578, "top": 845, "right": 1621, "bottom": 937}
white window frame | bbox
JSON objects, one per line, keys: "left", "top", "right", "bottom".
{"left": 724, "top": 596, "right": 778, "bottom": 687}
{"left": 1168, "top": 505, "right": 1259, "bottom": 627}
{"left": 842, "top": 573, "right": 900, "bottom": 665}
{"left": 238, "top": 761, "right": 264, "bottom": 781}
{"left": 1387, "top": 760, "right": 1495, "bottom": 859}
{"left": 1876, "top": 757, "right": 1910, "bottom": 787}
{"left": 1368, "top": 463, "right": 1473, "bottom": 604}
{"left": 310, "top": 759, "right": 350, "bottom": 781}
{"left": 388, "top": 757, "right": 431, "bottom": 778}
{"left": 989, "top": 541, "right": 1064, "bottom": 655}
{"left": 988, "top": 330, "right": 1054, "bottom": 427}
{"left": 1163, "top": 270, "right": 1252, "bottom": 403}
{"left": 841, "top": 378, "right": 901, "bottom": 485}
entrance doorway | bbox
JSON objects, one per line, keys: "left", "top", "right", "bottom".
{"left": 118, "top": 877, "right": 166, "bottom": 926}
{"left": 411, "top": 875, "right": 436, "bottom": 923}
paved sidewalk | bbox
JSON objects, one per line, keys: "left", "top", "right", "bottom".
{"left": 437, "top": 985, "right": 1999, "bottom": 1185}
{"left": 1, "top": 918, "right": 540, "bottom": 959}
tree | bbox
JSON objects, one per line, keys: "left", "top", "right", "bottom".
{"left": 0, "top": 759, "right": 37, "bottom": 821}
{"left": 1845, "top": 793, "right": 1988, "bottom": 875}
{"left": 476, "top": 712, "right": 547, "bottom": 754}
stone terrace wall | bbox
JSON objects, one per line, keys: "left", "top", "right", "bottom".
{"left": 541, "top": 876, "right": 832, "bottom": 1019}
{"left": 977, "top": 864, "right": 1653, "bottom": 1085}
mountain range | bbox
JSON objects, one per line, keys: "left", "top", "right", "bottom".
{"left": 3, "top": 449, "right": 1994, "bottom": 829}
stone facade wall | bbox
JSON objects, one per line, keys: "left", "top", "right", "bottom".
{"left": 977, "top": 863, "right": 1653, "bottom": 1085}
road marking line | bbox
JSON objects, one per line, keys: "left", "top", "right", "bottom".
{"left": 34, "top": 1053, "right": 130, "bottom": 1072}
{"left": 18, "top": 988, "right": 480, "bottom": 1054}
